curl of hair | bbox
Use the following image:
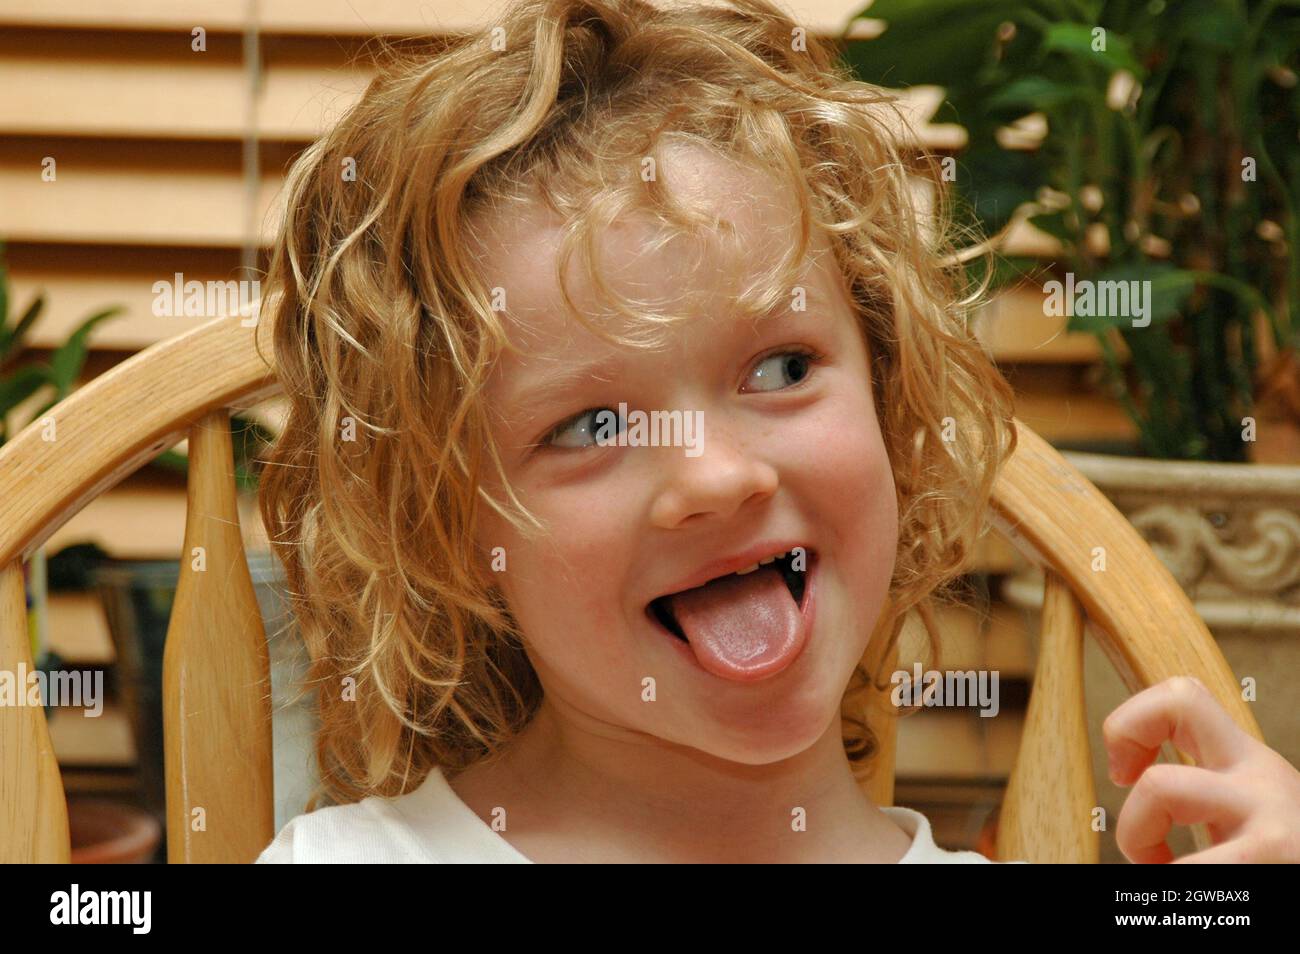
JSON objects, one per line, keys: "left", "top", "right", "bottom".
{"left": 256, "top": 0, "right": 1019, "bottom": 807}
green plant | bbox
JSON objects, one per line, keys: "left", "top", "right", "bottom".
{"left": 0, "top": 243, "right": 124, "bottom": 445}
{"left": 843, "top": 0, "right": 1300, "bottom": 461}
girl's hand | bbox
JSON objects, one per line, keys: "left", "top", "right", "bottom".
{"left": 1102, "top": 675, "right": 1300, "bottom": 863}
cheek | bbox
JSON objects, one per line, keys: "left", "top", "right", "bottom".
{"left": 487, "top": 490, "right": 635, "bottom": 664}
{"left": 792, "top": 386, "right": 899, "bottom": 584}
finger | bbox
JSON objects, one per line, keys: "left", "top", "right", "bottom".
{"left": 1103, "top": 676, "right": 1249, "bottom": 783}
{"left": 1174, "top": 825, "right": 1300, "bottom": 864}
{"left": 1171, "top": 841, "right": 1257, "bottom": 864}
{"left": 1115, "top": 763, "right": 1248, "bottom": 865}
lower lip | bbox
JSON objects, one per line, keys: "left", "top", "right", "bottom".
{"left": 653, "top": 554, "right": 819, "bottom": 683}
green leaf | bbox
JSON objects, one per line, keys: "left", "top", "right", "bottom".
{"left": 964, "top": 251, "right": 1047, "bottom": 297}
{"left": 983, "top": 74, "right": 1086, "bottom": 114}
{"left": 1, "top": 292, "right": 46, "bottom": 363}
{"left": 140, "top": 417, "right": 276, "bottom": 490}
{"left": 957, "top": 145, "right": 1050, "bottom": 232}
{"left": 47, "top": 306, "right": 124, "bottom": 395}
{"left": 1064, "top": 264, "right": 1197, "bottom": 332}
{"left": 0, "top": 363, "right": 51, "bottom": 418}
{"left": 843, "top": 0, "right": 1029, "bottom": 92}
{"left": 231, "top": 414, "right": 277, "bottom": 490}
{"left": 1171, "top": 0, "right": 1248, "bottom": 52}
{"left": 150, "top": 448, "right": 190, "bottom": 475}
{"left": 1027, "top": 208, "right": 1075, "bottom": 244}
{"left": 1042, "top": 22, "right": 1142, "bottom": 75}
{"left": 26, "top": 392, "right": 62, "bottom": 427}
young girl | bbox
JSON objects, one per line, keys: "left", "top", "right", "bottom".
{"left": 253, "top": 0, "right": 1300, "bottom": 863}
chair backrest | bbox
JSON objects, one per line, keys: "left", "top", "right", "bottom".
{"left": 0, "top": 311, "right": 1264, "bottom": 863}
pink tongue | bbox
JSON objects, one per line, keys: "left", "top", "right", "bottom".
{"left": 665, "top": 565, "right": 804, "bottom": 681}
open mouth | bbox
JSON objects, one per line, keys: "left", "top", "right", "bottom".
{"left": 647, "top": 547, "right": 815, "bottom": 644}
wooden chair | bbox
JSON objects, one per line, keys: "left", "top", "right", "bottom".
{"left": 0, "top": 310, "right": 1264, "bottom": 863}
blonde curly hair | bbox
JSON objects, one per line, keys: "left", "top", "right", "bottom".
{"left": 257, "top": 0, "right": 1019, "bottom": 808}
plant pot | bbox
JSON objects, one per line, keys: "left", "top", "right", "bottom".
{"left": 68, "top": 798, "right": 162, "bottom": 863}
{"left": 999, "top": 449, "right": 1300, "bottom": 862}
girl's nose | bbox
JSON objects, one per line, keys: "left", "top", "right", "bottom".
{"left": 648, "top": 424, "right": 778, "bottom": 528}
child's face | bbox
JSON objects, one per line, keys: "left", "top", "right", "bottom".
{"left": 470, "top": 141, "right": 898, "bottom": 764}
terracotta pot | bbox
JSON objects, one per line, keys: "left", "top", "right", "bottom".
{"left": 68, "top": 799, "right": 162, "bottom": 864}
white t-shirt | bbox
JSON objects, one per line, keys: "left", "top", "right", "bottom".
{"left": 255, "top": 767, "right": 1008, "bottom": 863}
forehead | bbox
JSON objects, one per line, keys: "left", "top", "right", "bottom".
{"left": 466, "top": 139, "right": 844, "bottom": 378}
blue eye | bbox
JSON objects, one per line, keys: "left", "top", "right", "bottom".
{"left": 546, "top": 407, "right": 623, "bottom": 449}
{"left": 536, "top": 348, "right": 821, "bottom": 453}
{"left": 744, "top": 349, "right": 818, "bottom": 393}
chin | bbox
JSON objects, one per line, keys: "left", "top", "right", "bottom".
{"left": 675, "top": 680, "right": 848, "bottom": 766}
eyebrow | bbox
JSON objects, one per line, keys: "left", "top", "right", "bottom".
{"left": 507, "top": 358, "right": 623, "bottom": 411}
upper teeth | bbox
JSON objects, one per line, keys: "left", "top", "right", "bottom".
{"left": 735, "top": 549, "right": 795, "bottom": 576}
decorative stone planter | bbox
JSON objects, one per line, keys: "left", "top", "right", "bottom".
{"left": 1000, "top": 450, "right": 1300, "bottom": 863}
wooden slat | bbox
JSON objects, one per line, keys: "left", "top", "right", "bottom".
{"left": 39, "top": 481, "right": 271, "bottom": 561}
{"left": 924, "top": 601, "right": 1034, "bottom": 678}
{"left": 163, "top": 410, "right": 274, "bottom": 862}
{"left": 0, "top": 0, "right": 869, "bottom": 36}
{"left": 0, "top": 37, "right": 368, "bottom": 141}
{"left": 996, "top": 570, "right": 1097, "bottom": 862}
{"left": 0, "top": 560, "right": 70, "bottom": 862}
{"left": 2, "top": 244, "right": 247, "bottom": 351}
{"left": 47, "top": 591, "right": 116, "bottom": 665}
{"left": 0, "top": 1, "right": 250, "bottom": 31}
{"left": 0, "top": 147, "right": 285, "bottom": 247}
{"left": 7, "top": 265, "right": 247, "bottom": 351}
{"left": 0, "top": 31, "right": 247, "bottom": 139}
{"left": 895, "top": 708, "right": 1025, "bottom": 779}
{"left": 48, "top": 700, "right": 136, "bottom": 767}
{"left": 972, "top": 285, "right": 1123, "bottom": 364}
{"left": 1012, "top": 388, "right": 1140, "bottom": 446}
